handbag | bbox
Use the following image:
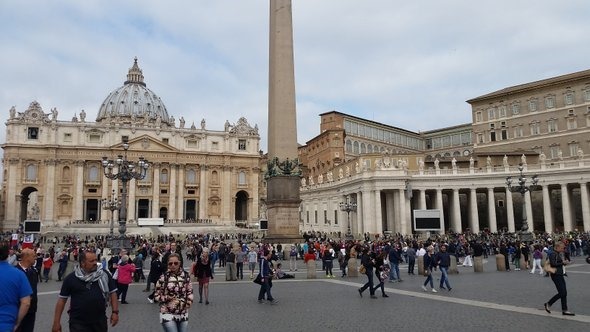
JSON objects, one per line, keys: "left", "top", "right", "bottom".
{"left": 359, "top": 264, "right": 366, "bottom": 274}
{"left": 543, "top": 259, "right": 556, "bottom": 274}
{"left": 112, "top": 269, "right": 119, "bottom": 280}
{"left": 253, "top": 274, "right": 263, "bottom": 285}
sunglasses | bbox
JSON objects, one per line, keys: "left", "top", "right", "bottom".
{"left": 168, "top": 261, "right": 180, "bottom": 266}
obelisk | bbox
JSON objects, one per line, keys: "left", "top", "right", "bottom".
{"left": 265, "top": 0, "right": 301, "bottom": 242}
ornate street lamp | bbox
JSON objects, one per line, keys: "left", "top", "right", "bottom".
{"left": 339, "top": 196, "right": 357, "bottom": 240}
{"left": 506, "top": 163, "right": 538, "bottom": 242}
{"left": 102, "top": 140, "right": 148, "bottom": 254}
{"left": 101, "top": 189, "right": 121, "bottom": 237}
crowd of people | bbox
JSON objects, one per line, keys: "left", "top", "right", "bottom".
{"left": 0, "top": 229, "right": 588, "bottom": 331}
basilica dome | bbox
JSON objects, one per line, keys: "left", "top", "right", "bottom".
{"left": 96, "top": 58, "right": 171, "bottom": 125}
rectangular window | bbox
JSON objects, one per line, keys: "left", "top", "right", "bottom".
{"left": 569, "top": 143, "right": 579, "bottom": 157}
{"left": 565, "top": 93, "right": 574, "bottom": 105}
{"left": 28, "top": 127, "right": 39, "bottom": 139}
{"left": 324, "top": 210, "right": 328, "bottom": 224}
{"left": 490, "top": 131, "right": 496, "bottom": 142}
{"left": 548, "top": 120, "right": 558, "bottom": 133}
{"left": 358, "top": 124, "right": 365, "bottom": 137}
{"left": 529, "top": 100, "right": 537, "bottom": 112}
{"left": 567, "top": 118, "right": 577, "bottom": 130}
{"left": 64, "top": 133, "right": 72, "bottom": 142}
{"left": 530, "top": 123, "right": 540, "bottom": 135}
{"left": 476, "top": 112, "right": 482, "bottom": 122}
{"left": 498, "top": 106, "right": 507, "bottom": 118}
{"left": 306, "top": 211, "right": 310, "bottom": 224}
{"left": 545, "top": 96, "right": 555, "bottom": 109}
{"left": 501, "top": 130, "right": 507, "bottom": 140}
{"left": 211, "top": 141, "right": 219, "bottom": 150}
{"left": 513, "top": 126, "right": 523, "bottom": 138}
{"left": 512, "top": 103, "right": 520, "bottom": 115}
{"left": 122, "top": 135, "right": 129, "bottom": 142}
{"left": 88, "top": 134, "right": 101, "bottom": 143}
{"left": 334, "top": 210, "right": 338, "bottom": 225}
{"left": 162, "top": 138, "right": 169, "bottom": 144}
{"left": 187, "top": 140, "right": 198, "bottom": 148}
{"left": 585, "top": 90, "right": 590, "bottom": 101}
{"left": 550, "top": 146, "right": 560, "bottom": 159}
{"left": 314, "top": 210, "right": 318, "bottom": 224}
{"left": 488, "top": 108, "right": 495, "bottom": 120}
{"left": 477, "top": 133, "right": 484, "bottom": 144}
{"left": 238, "top": 139, "right": 247, "bottom": 151}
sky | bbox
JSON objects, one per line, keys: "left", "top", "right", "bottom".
{"left": 1, "top": 0, "right": 590, "bottom": 152}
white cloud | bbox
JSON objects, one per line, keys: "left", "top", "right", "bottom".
{"left": 1, "top": 0, "right": 589, "bottom": 152}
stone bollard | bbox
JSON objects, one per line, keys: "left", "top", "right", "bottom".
{"left": 306, "top": 260, "right": 317, "bottom": 279}
{"left": 448, "top": 256, "right": 458, "bottom": 274}
{"left": 496, "top": 254, "right": 506, "bottom": 271}
{"left": 473, "top": 256, "right": 483, "bottom": 272}
{"left": 347, "top": 257, "right": 358, "bottom": 277}
{"left": 417, "top": 256, "right": 425, "bottom": 276}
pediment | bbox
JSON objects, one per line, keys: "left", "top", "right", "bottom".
{"left": 112, "top": 135, "right": 178, "bottom": 153}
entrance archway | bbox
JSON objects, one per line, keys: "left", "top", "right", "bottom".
{"left": 235, "top": 191, "right": 249, "bottom": 221}
{"left": 20, "top": 187, "right": 39, "bottom": 222}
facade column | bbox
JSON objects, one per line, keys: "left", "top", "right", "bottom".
{"left": 487, "top": 188, "right": 498, "bottom": 233}
{"left": 128, "top": 179, "right": 136, "bottom": 221}
{"left": 373, "top": 190, "right": 383, "bottom": 235}
{"left": 168, "top": 165, "right": 177, "bottom": 220}
{"left": 541, "top": 185, "right": 553, "bottom": 233}
{"left": 222, "top": 166, "right": 232, "bottom": 222}
{"left": 385, "top": 192, "right": 395, "bottom": 232}
{"left": 354, "top": 192, "right": 363, "bottom": 236}
{"left": 505, "top": 189, "right": 515, "bottom": 233}
{"left": 580, "top": 182, "right": 590, "bottom": 233}
{"left": 435, "top": 189, "right": 444, "bottom": 234}
{"left": 5, "top": 159, "right": 19, "bottom": 227}
{"left": 451, "top": 189, "right": 461, "bottom": 234}
{"left": 397, "top": 189, "right": 408, "bottom": 235}
{"left": 177, "top": 166, "right": 185, "bottom": 220}
{"left": 469, "top": 188, "right": 479, "bottom": 233}
{"left": 151, "top": 164, "right": 160, "bottom": 218}
{"left": 73, "top": 161, "right": 84, "bottom": 222}
{"left": 44, "top": 160, "right": 57, "bottom": 222}
{"left": 199, "top": 166, "right": 208, "bottom": 219}
{"left": 524, "top": 191, "right": 534, "bottom": 231}
{"left": 251, "top": 169, "right": 259, "bottom": 223}
{"left": 560, "top": 184, "right": 573, "bottom": 232}
{"left": 405, "top": 196, "right": 413, "bottom": 235}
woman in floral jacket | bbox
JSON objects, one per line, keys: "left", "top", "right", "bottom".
{"left": 154, "top": 253, "right": 194, "bottom": 332}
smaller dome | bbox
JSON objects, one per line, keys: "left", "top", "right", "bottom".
{"left": 96, "top": 58, "right": 171, "bottom": 125}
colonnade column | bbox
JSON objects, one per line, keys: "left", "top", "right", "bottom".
{"left": 73, "top": 161, "right": 84, "bottom": 221}
{"left": 177, "top": 166, "right": 185, "bottom": 220}
{"left": 168, "top": 165, "right": 177, "bottom": 220}
{"left": 524, "top": 191, "right": 534, "bottom": 232}
{"left": 560, "top": 184, "right": 573, "bottom": 232}
{"left": 541, "top": 185, "right": 553, "bottom": 233}
{"left": 580, "top": 182, "right": 590, "bottom": 232}
{"left": 222, "top": 166, "right": 232, "bottom": 222}
{"left": 505, "top": 189, "right": 515, "bottom": 233}
{"left": 435, "top": 189, "right": 445, "bottom": 234}
{"left": 398, "top": 189, "right": 409, "bottom": 235}
{"left": 251, "top": 169, "right": 259, "bottom": 223}
{"left": 355, "top": 191, "right": 364, "bottom": 236}
{"left": 374, "top": 190, "right": 383, "bottom": 235}
{"left": 361, "top": 190, "right": 372, "bottom": 236}
{"left": 385, "top": 192, "right": 395, "bottom": 232}
{"left": 419, "top": 190, "right": 427, "bottom": 210}
{"left": 451, "top": 189, "right": 461, "bottom": 234}
{"left": 487, "top": 188, "right": 497, "bottom": 233}
{"left": 151, "top": 164, "right": 160, "bottom": 218}
{"left": 469, "top": 188, "right": 479, "bottom": 233}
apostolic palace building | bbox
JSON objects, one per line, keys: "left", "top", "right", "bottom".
{"left": 1, "top": 59, "right": 263, "bottom": 231}
{"left": 2, "top": 61, "right": 590, "bottom": 237}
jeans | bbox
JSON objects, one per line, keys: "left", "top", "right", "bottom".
{"left": 547, "top": 274, "right": 568, "bottom": 311}
{"left": 236, "top": 262, "right": 244, "bottom": 280}
{"left": 359, "top": 271, "right": 375, "bottom": 295}
{"left": 439, "top": 266, "right": 451, "bottom": 289}
{"left": 389, "top": 263, "right": 400, "bottom": 281}
{"left": 289, "top": 256, "right": 297, "bottom": 270}
{"left": 161, "top": 320, "right": 188, "bottom": 332}
{"left": 43, "top": 268, "right": 50, "bottom": 282}
{"left": 423, "top": 270, "right": 434, "bottom": 288}
{"left": 258, "top": 278, "right": 274, "bottom": 301}
{"left": 531, "top": 258, "right": 543, "bottom": 274}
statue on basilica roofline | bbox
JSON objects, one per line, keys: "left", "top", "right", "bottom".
{"left": 79, "top": 109, "right": 86, "bottom": 122}
{"left": 179, "top": 117, "right": 185, "bottom": 128}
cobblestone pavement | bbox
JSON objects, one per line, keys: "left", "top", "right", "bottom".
{"left": 34, "top": 256, "right": 590, "bottom": 331}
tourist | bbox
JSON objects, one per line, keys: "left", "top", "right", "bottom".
{"left": 289, "top": 244, "right": 298, "bottom": 271}
{"left": 115, "top": 255, "right": 135, "bottom": 304}
{"left": 406, "top": 244, "right": 417, "bottom": 274}
{"left": 146, "top": 252, "right": 163, "bottom": 303}
{"left": 42, "top": 253, "right": 53, "bottom": 282}
{"left": 1, "top": 242, "right": 32, "bottom": 332}
{"left": 247, "top": 246, "right": 258, "bottom": 279}
{"left": 52, "top": 250, "right": 118, "bottom": 332}
{"left": 154, "top": 253, "right": 194, "bottom": 331}
{"left": 544, "top": 242, "right": 574, "bottom": 316}
{"left": 56, "top": 251, "right": 68, "bottom": 281}
{"left": 15, "top": 248, "right": 38, "bottom": 332}
{"left": 421, "top": 246, "right": 437, "bottom": 293}
{"left": 358, "top": 246, "right": 377, "bottom": 299}
{"left": 323, "top": 244, "right": 335, "bottom": 278}
{"left": 435, "top": 244, "right": 452, "bottom": 291}
{"left": 530, "top": 245, "right": 543, "bottom": 275}
{"left": 257, "top": 249, "right": 278, "bottom": 304}
{"left": 193, "top": 247, "right": 213, "bottom": 304}
{"left": 275, "top": 263, "right": 294, "bottom": 279}
{"left": 371, "top": 251, "right": 389, "bottom": 297}
{"left": 388, "top": 242, "right": 403, "bottom": 282}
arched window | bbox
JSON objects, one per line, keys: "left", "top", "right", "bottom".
{"left": 211, "top": 170, "right": 219, "bottom": 185}
{"left": 88, "top": 166, "right": 99, "bottom": 181}
{"left": 26, "top": 164, "right": 37, "bottom": 181}
{"left": 238, "top": 171, "right": 247, "bottom": 185}
{"left": 346, "top": 140, "right": 352, "bottom": 153}
{"left": 160, "top": 169, "right": 168, "bottom": 184}
{"left": 360, "top": 143, "right": 366, "bottom": 154}
{"left": 186, "top": 169, "right": 196, "bottom": 184}
{"left": 353, "top": 141, "right": 359, "bottom": 154}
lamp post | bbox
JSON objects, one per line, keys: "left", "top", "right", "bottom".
{"left": 506, "top": 163, "right": 538, "bottom": 242}
{"left": 102, "top": 140, "right": 149, "bottom": 254}
{"left": 339, "top": 196, "right": 357, "bottom": 240}
{"left": 102, "top": 189, "right": 121, "bottom": 237}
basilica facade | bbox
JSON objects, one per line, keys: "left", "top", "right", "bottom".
{"left": 1, "top": 59, "right": 262, "bottom": 231}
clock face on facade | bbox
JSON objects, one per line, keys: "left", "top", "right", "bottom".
{"left": 31, "top": 113, "right": 38, "bottom": 118}
{"left": 463, "top": 150, "right": 470, "bottom": 156}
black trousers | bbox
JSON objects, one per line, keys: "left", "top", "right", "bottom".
{"left": 547, "top": 274, "right": 568, "bottom": 311}
{"left": 15, "top": 310, "right": 35, "bottom": 332}
{"left": 70, "top": 318, "right": 108, "bottom": 332}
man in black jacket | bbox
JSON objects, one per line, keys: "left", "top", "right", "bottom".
{"left": 16, "top": 248, "right": 37, "bottom": 332}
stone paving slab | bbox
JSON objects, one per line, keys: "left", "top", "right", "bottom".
{"left": 33, "top": 257, "right": 590, "bottom": 331}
